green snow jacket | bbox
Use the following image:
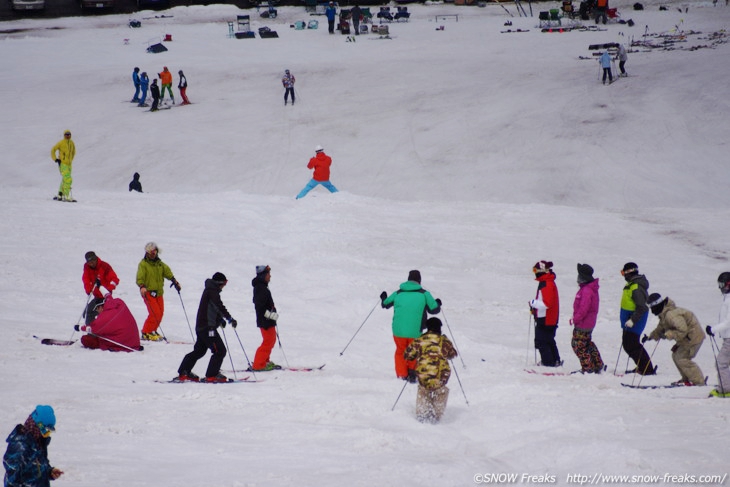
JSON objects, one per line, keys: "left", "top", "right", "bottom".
{"left": 136, "top": 256, "right": 174, "bottom": 295}
{"left": 382, "top": 280, "right": 440, "bottom": 339}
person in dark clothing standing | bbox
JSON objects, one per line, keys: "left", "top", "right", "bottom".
{"left": 178, "top": 70, "right": 190, "bottom": 105}
{"left": 250, "top": 265, "right": 282, "bottom": 371}
{"left": 177, "top": 272, "right": 237, "bottom": 382}
{"left": 530, "top": 260, "right": 562, "bottom": 367}
{"left": 325, "top": 1, "right": 337, "bottom": 34}
{"left": 150, "top": 79, "right": 160, "bottom": 112}
{"left": 620, "top": 262, "right": 656, "bottom": 375}
{"left": 350, "top": 4, "right": 362, "bottom": 35}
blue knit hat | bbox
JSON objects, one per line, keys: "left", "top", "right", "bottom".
{"left": 31, "top": 405, "right": 56, "bottom": 431}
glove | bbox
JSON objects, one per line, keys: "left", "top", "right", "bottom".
{"left": 380, "top": 291, "right": 387, "bottom": 301}
{"left": 95, "top": 278, "right": 101, "bottom": 288}
{"left": 436, "top": 298, "right": 442, "bottom": 306}
{"left": 265, "top": 310, "right": 279, "bottom": 321}
{"left": 55, "top": 159, "right": 61, "bottom": 165}
{"left": 230, "top": 319, "right": 237, "bottom": 329}
{"left": 625, "top": 319, "right": 634, "bottom": 329}
{"left": 170, "top": 279, "right": 181, "bottom": 292}
{"left": 74, "top": 325, "right": 80, "bottom": 332}
{"left": 641, "top": 334, "right": 649, "bottom": 343}
{"left": 706, "top": 326, "right": 714, "bottom": 337}
{"left": 220, "top": 320, "right": 226, "bottom": 328}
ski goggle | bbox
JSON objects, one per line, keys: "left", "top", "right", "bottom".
{"left": 620, "top": 268, "right": 637, "bottom": 277}
{"left": 37, "top": 423, "right": 55, "bottom": 438}
{"left": 719, "top": 281, "right": 728, "bottom": 289}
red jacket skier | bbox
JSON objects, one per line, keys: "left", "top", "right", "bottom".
{"left": 77, "top": 295, "right": 141, "bottom": 352}
{"left": 81, "top": 251, "right": 119, "bottom": 325}
{"left": 530, "top": 260, "right": 562, "bottom": 367}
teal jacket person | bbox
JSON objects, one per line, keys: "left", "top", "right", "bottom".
{"left": 381, "top": 270, "right": 441, "bottom": 379}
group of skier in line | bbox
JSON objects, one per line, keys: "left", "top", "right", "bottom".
{"left": 527, "top": 260, "right": 730, "bottom": 398}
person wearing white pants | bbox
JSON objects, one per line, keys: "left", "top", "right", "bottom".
{"left": 707, "top": 272, "right": 730, "bottom": 397}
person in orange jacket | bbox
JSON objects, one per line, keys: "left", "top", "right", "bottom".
{"left": 82, "top": 251, "right": 119, "bottom": 325}
{"left": 295, "top": 145, "right": 339, "bottom": 199}
{"left": 158, "top": 66, "right": 174, "bottom": 104}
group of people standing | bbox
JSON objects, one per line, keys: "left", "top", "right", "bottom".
{"left": 131, "top": 66, "right": 190, "bottom": 111}
{"left": 528, "top": 259, "right": 730, "bottom": 397}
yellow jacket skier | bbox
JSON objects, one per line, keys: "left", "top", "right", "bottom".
{"left": 50, "top": 130, "right": 76, "bottom": 201}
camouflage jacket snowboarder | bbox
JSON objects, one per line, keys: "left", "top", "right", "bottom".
{"left": 404, "top": 332, "right": 457, "bottom": 390}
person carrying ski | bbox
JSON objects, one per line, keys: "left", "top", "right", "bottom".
{"left": 178, "top": 70, "right": 190, "bottom": 105}
{"left": 138, "top": 72, "right": 149, "bottom": 107}
{"left": 3, "top": 405, "right": 63, "bottom": 486}
{"left": 149, "top": 79, "right": 160, "bottom": 112}
{"left": 282, "top": 69, "right": 295, "bottom": 106}
{"left": 131, "top": 67, "right": 141, "bottom": 103}
{"left": 570, "top": 263, "right": 604, "bottom": 373}
{"left": 707, "top": 272, "right": 730, "bottom": 397}
{"left": 404, "top": 317, "right": 457, "bottom": 423}
{"left": 251, "top": 265, "right": 282, "bottom": 371}
{"left": 599, "top": 51, "right": 613, "bottom": 85}
{"left": 325, "top": 1, "right": 337, "bottom": 34}
{"left": 643, "top": 293, "right": 706, "bottom": 386}
{"left": 74, "top": 295, "right": 141, "bottom": 352}
{"left": 158, "top": 66, "right": 174, "bottom": 104}
{"left": 530, "top": 260, "right": 562, "bottom": 367}
{"left": 136, "top": 242, "right": 181, "bottom": 341}
{"left": 178, "top": 273, "right": 237, "bottom": 382}
{"left": 295, "top": 146, "right": 339, "bottom": 199}
{"left": 620, "top": 262, "right": 655, "bottom": 375}
{"left": 381, "top": 270, "right": 442, "bottom": 380}
{"left": 50, "top": 130, "right": 76, "bottom": 202}
{"left": 82, "top": 251, "right": 120, "bottom": 325}
{"left": 129, "top": 172, "right": 143, "bottom": 193}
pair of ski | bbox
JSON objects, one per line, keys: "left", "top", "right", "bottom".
{"left": 622, "top": 375, "right": 709, "bottom": 390}
{"left": 158, "top": 365, "right": 325, "bottom": 384}
{"left": 238, "top": 364, "right": 326, "bottom": 373}
{"left": 525, "top": 365, "right": 610, "bottom": 376}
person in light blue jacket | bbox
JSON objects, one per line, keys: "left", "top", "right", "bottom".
{"left": 599, "top": 51, "right": 613, "bottom": 84}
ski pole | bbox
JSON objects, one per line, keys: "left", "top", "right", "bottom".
{"left": 175, "top": 289, "right": 195, "bottom": 342}
{"left": 526, "top": 314, "right": 533, "bottom": 367}
{"left": 220, "top": 327, "right": 237, "bottom": 380}
{"left": 88, "top": 332, "right": 141, "bottom": 353}
{"left": 339, "top": 299, "right": 379, "bottom": 356}
{"left": 710, "top": 335, "right": 726, "bottom": 394}
{"left": 233, "top": 327, "right": 257, "bottom": 381}
{"left": 391, "top": 380, "right": 409, "bottom": 411}
{"left": 70, "top": 282, "right": 98, "bottom": 342}
{"left": 450, "top": 360, "right": 469, "bottom": 406}
{"left": 612, "top": 339, "right": 622, "bottom": 375}
{"left": 441, "top": 309, "right": 466, "bottom": 369}
{"left": 275, "top": 327, "right": 290, "bottom": 368}
{"left": 634, "top": 338, "right": 659, "bottom": 387}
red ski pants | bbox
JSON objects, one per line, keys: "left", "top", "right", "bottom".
{"left": 142, "top": 294, "right": 165, "bottom": 334}
{"left": 253, "top": 326, "right": 277, "bottom": 369}
{"left": 394, "top": 336, "right": 416, "bottom": 379}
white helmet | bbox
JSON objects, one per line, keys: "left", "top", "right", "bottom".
{"left": 145, "top": 242, "right": 159, "bottom": 254}
{"left": 315, "top": 145, "right": 323, "bottom": 152}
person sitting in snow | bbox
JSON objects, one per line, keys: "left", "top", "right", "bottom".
{"left": 643, "top": 293, "right": 706, "bottom": 386}
{"left": 3, "top": 405, "right": 63, "bottom": 486}
{"left": 404, "top": 317, "right": 457, "bottom": 423}
{"left": 129, "top": 172, "right": 143, "bottom": 193}
{"left": 75, "top": 295, "right": 141, "bottom": 352}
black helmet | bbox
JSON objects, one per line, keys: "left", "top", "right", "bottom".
{"left": 718, "top": 272, "right": 730, "bottom": 294}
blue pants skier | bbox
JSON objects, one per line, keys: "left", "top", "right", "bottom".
{"left": 296, "top": 179, "right": 339, "bottom": 199}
